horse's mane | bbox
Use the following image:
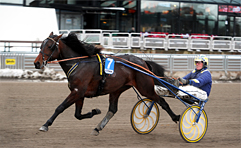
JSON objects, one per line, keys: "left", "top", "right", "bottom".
{"left": 60, "top": 33, "right": 102, "bottom": 57}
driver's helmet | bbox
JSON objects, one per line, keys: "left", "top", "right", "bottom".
{"left": 194, "top": 54, "right": 208, "bottom": 68}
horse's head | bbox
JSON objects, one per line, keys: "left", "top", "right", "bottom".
{"left": 34, "top": 32, "right": 62, "bottom": 69}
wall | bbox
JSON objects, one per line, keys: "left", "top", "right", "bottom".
{"left": 0, "top": 5, "right": 58, "bottom": 41}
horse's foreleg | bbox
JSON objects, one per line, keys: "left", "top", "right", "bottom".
{"left": 74, "top": 99, "right": 101, "bottom": 120}
{"left": 91, "top": 102, "right": 116, "bottom": 136}
{"left": 91, "top": 87, "right": 128, "bottom": 136}
{"left": 91, "top": 111, "right": 114, "bottom": 136}
{"left": 39, "top": 90, "right": 79, "bottom": 132}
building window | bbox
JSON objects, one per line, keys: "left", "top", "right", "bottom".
{"left": 180, "top": 3, "right": 217, "bottom": 35}
{"left": 57, "top": 10, "right": 83, "bottom": 30}
{"left": 100, "top": 13, "right": 116, "bottom": 30}
{"left": 141, "top": 1, "right": 179, "bottom": 33}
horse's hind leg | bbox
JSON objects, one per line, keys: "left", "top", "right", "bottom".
{"left": 91, "top": 86, "right": 130, "bottom": 136}
{"left": 136, "top": 80, "right": 180, "bottom": 123}
{"left": 74, "top": 99, "right": 101, "bottom": 120}
{"left": 156, "top": 96, "right": 180, "bottom": 123}
{"left": 143, "top": 92, "right": 179, "bottom": 123}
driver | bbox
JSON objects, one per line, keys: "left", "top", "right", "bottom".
{"left": 178, "top": 54, "right": 212, "bottom": 99}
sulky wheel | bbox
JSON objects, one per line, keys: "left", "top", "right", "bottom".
{"left": 179, "top": 105, "right": 208, "bottom": 143}
{"left": 130, "top": 98, "right": 159, "bottom": 134}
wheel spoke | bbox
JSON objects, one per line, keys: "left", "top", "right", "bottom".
{"left": 179, "top": 106, "right": 208, "bottom": 143}
{"left": 131, "top": 99, "right": 159, "bottom": 134}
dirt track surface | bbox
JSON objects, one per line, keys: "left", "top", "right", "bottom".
{"left": 0, "top": 81, "right": 240, "bottom": 148}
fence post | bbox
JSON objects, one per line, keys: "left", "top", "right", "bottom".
{"left": 31, "top": 43, "right": 33, "bottom": 52}
{"left": 128, "top": 33, "right": 131, "bottom": 49}
{"left": 224, "top": 55, "right": 228, "bottom": 75}
{"left": 164, "top": 36, "right": 168, "bottom": 51}
{"left": 187, "top": 36, "right": 191, "bottom": 51}
{"left": 170, "top": 54, "right": 173, "bottom": 75}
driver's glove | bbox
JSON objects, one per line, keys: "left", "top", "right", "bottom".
{"left": 178, "top": 78, "right": 189, "bottom": 85}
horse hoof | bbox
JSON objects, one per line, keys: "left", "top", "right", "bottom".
{"left": 173, "top": 115, "right": 180, "bottom": 123}
{"left": 91, "top": 128, "right": 99, "bottom": 136}
{"left": 92, "top": 108, "right": 101, "bottom": 115}
{"left": 39, "top": 126, "right": 48, "bottom": 132}
{"left": 95, "top": 108, "right": 101, "bottom": 114}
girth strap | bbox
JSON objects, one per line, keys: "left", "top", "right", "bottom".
{"left": 67, "top": 62, "right": 79, "bottom": 78}
{"left": 96, "top": 54, "right": 103, "bottom": 75}
{"left": 95, "top": 54, "right": 106, "bottom": 96}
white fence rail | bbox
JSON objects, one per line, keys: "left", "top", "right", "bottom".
{"left": 58, "top": 29, "right": 241, "bottom": 52}
{"left": 0, "top": 29, "right": 241, "bottom": 52}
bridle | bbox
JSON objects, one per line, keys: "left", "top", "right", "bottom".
{"left": 39, "top": 37, "right": 59, "bottom": 68}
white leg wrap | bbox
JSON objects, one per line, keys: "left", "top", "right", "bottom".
{"left": 96, "top": 111, "right": 114, "bottom": 131}
{"left": 154, "top": 85, "right": 170, "bottom": 96}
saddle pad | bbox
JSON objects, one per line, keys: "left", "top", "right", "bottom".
{"left": 104, "top": 58, "right": 115, "bottom": 74}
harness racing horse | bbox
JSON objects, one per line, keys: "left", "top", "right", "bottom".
{"left": 34, "top": 32, "right": 180, "bottom": 135}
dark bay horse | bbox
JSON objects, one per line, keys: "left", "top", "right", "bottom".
{"left": 34, "top": 32, "right": 180, "bottom": 135}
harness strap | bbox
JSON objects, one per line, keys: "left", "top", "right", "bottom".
{"left": 96, "top": 54, "right": 103, "bottom": 76}
{"left": 47, "top": 37, "right": 56, "bottom": 43}
{"left": 95, "top": 54, "right": 107, "bottom": 96}
{"left": 66, "top": 62, "right": 79, "bottom": 78}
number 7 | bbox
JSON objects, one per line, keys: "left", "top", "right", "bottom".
{"left": 107, "top": 58, "right": 113, "bottom": 69}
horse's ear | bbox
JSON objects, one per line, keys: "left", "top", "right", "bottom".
{"left": 56, "top": 34, "right": 63, "bottom": 40}
{"left": 49, "top": 32, "right": 53, "bottom": 36}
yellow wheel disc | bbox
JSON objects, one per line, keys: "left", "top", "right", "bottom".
{"left": 179, "top": 105, "right": 208, "bottom": 143}
{"left": 130, "top": 98, "right": 159, "bottom": 134}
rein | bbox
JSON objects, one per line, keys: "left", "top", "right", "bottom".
{"left": 47, "top": 54, "right": 173, "bottom": 80}
{"left": 112, "top": 55, "right": 176, "bottom": 80}
{"left": 47, "top": 55, "right": 89, "bottom": 64}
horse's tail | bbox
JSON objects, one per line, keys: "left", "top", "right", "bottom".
{"left": 145, "top": 60, "right": 179, "bottom": 95}
{"left": 145, "top": 60, "right": 165, "bottom": 77}
{"left": 145, "top": 60, "right": 166, "bottom": 85}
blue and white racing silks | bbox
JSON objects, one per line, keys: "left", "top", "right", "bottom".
{"left": 183, "top": 67, "right": 212, "bottom": 96}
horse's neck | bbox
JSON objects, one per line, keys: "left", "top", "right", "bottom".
{"left": 59, "top": 41, "right": 80, "bottom": 59}
{"left": 58, "top": 42, "right": 82, "bottom": 74}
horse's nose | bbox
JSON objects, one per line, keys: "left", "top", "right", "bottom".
{"left": 34, "top": 61, "right": 40, "bottom": 69}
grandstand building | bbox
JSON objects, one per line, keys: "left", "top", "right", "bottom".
{"left": 0, "top": 0, "right": 240, "bottom": 37}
